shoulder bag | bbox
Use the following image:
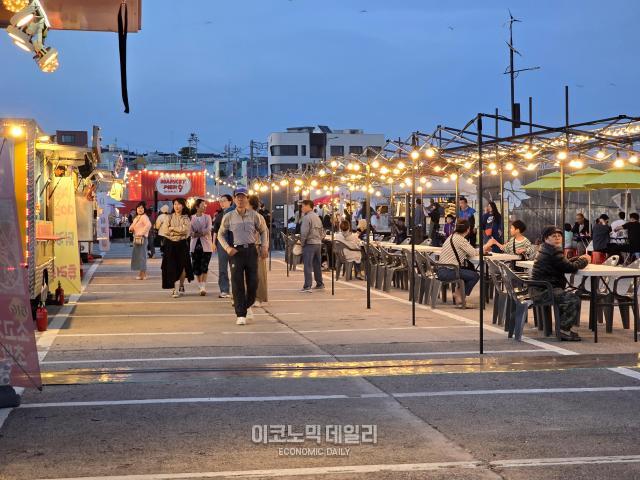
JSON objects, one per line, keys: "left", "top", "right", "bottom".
{"left": 450, "top": 235, "right": 476, "bottom": 271}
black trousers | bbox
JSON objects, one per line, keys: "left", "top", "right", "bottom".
{"left": 230, "top": 246, "right": 258, "bottom": 317}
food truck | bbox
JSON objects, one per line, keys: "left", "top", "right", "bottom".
{"left": 1, "top": 118, "right": 100, "bottom": 308}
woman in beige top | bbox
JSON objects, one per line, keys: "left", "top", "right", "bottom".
{"left": 129, "top": 201, "right": 152, "bottom": 280}
{"left": 160, "top": 198, "right": 194, "bottom": 298}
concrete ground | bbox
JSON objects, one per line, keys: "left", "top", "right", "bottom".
{"left": 1, "top": 242, "right": 640, "bottom": 479}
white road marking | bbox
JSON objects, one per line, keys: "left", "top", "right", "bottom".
{"left": 67, "top": 313, "right": 302, "bottom": 318}
{"left": 492, "top": 454, "right": 640, "bottom": 468}
{"left": 40, "top": 349, "right": 537, "bottom": 365}
{"left": 19, "top": 385, "right": 640, "bottom": 409}
{"left": 29, "top": 461, "right": 484, "bottom": 480}
{"left": 56, "top": 332, "right": 206, "bottom": 337}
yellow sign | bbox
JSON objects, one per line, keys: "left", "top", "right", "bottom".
{"left": 52, "top": 177, "right": 82, "bottom": 294}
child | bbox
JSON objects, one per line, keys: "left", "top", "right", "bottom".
{"left": 443, "top": 214, "right": 456, "bottom": 238}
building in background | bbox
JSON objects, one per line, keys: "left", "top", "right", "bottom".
{"left": 268, "top": 126, "right": 385, "bottom": 175}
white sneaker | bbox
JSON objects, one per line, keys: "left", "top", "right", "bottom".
{"left": 236, "top": 317, "right": 246, "bottom": 325}
{"left": 253, "top": 301, "right": 262, "bottom": 307}
{"left": 219, "top": 292, "right": 230, "bottom": 298}
{"left": 247, "top": 307, "right": 254, "bottom": 319}
{"left": 171, "top": 289, "right": 179, "bottom": 298}
{"left": 199, "top": 286, "right": 206, "bottom": 296}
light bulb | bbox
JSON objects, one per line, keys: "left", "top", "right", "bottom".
{"left": 511, "top": 170, "right": 519, "bottom": 177}
{"left": 397, "top": 161, "right": 406, "bottom": 170}
{"left": 505, "top": 162, "right": 514, "bottom": 171}
{"left": 380, "top": 166, "right": 389, "bottom": 174}
{"left": 596, "top": 150, "right": 606, "bottom": 160}
{"left": 629, "top": 155, "right": 638, "bottom": 164}
{"left": 614, "top": 158, "right": 624, "bottom": 168}
{"left": 330, "top": 160, "right": 338, "bottom": 168}
{"left": 419, "top": 176, "right": 427, "bottom": 184}
{"left": 371, "top": 160, "right": 380, "bottom": 169}
{"left": 410, "top": 150, "right": 420, "bottom": 160}
{"left": 425, "top": 147, "right": 436, "bottom": 158}
{"left": 434, "top": 166, "right": 441, "bottom": 172}
{"left": 557, "top": 151, "right": 568, "bottom": 161}
{"left": 524, "top": 151, "right": 534, "bottom": 160}
{"left": 488, "top": 162, "right": 497, "bottom": 170}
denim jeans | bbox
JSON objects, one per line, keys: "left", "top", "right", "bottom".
{"left": 303, "top": 244, "right": 323, "bottom": 289}
{"left": 437, "top": 267, "right": 479, "bottom": 296}
{"left": 217, "top": 240, "right": 230, "bottom": 294}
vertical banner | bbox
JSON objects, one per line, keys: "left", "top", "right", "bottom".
{"left": 96, "top": 193, "right": 111, "bottom": 253}
{"left": 0, "top": 140, "right": 41, "bottom": 389}
{"left": 52, "top": 177, "right": 82, "bottom": 294}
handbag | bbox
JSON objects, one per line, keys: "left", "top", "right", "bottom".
{"left": 450, "top": 235, "right": 476, "bottom": 271}
{"left": 292, "top": 242, "right": 303, "bottom": 256}
{"left": 133, "top": 235, "right": 145, "bottom": 246}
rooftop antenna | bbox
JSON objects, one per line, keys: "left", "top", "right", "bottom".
{"left": 504, "top": 9, "right": 540, "bottom": 136}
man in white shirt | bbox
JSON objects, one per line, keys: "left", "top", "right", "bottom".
{"left": 611, "top": 211, "right": 627, "bottom": 239}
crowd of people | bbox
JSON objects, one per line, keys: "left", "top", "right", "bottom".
{"left": 127, "top": 189, "right": 271, "bottom": 326}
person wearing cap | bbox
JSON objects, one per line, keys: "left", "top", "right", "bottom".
{"left": 217, "top": 187, "right": 269, "bottom": 325}
{"left": 531, "top": 225, "right": 590, "bottom": 341}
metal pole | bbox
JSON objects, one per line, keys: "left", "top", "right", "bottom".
{"left": 509, "top": 21, "right": 516, "bottom": 137}
{"left": 331, "top": 170, "right": 335, "bottom": 296}
{"left": 286, "top": 181, "right": 290, "bottom": 277}
{"left": 477, "top": 114, "right": 485, "bottom": 355}
{"left": 411, "top": 134, "right": 417, "bottom": 327}
{"left": 496, "top": 108, "right": 504, "bottom": 222}
{"left": 366, "top": 158, "right": 371, "bottom": 309}
{"left": 269, "top": 182, "right": 273, "bottom": 271}
{"left": 562, "top": 85, "right": 569, "bottom": 248}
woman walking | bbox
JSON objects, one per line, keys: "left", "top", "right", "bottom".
{"left": 129, "top": 201, "right": 152, "bottom": 280}
{"left": 160, "top": 198, "right": 194, "bottom": 298}
{"left": 249, "top": 195, "right": 269, "bottom": 306}
{"left": 190, "top": 199, "right": 213, "bottom": 296}
{"left": 480, "top": 201, "right": 503, "bottom": 253}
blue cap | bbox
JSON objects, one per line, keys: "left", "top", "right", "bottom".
{"left": 233, "top": 187, "right": 249, "bottom": 197}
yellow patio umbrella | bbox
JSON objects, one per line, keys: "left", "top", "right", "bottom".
{"left": 522, "top": 171, "right": 571, "bottom": 225}
{"left": 521, "top": 171, "right": 567, "bottom": 191}
{"left": 564, "top": 167, "right": 605, "bottom": 224}
{"left": 584, "top": 163, "right": 640, "bottom": 216}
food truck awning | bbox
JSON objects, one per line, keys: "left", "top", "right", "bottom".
{"left": 0, "top": 0, "right": 142, "bottom": 32}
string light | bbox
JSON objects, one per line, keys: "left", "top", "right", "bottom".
{"left": 557, "top": 151, "right": 568, "bottom": 161}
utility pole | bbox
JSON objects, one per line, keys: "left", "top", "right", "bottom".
{"left": 188, "top": 133, "right": 199, "bottom": 163}
{"left": 504, "top": 10, "right": 540, "bottom": 136}
{"left": 249, "top": 140, "right": 268, "bottom": 179}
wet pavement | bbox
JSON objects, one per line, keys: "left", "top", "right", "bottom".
{"left": 1, "top": 243, "right": 640, "bottom": 479}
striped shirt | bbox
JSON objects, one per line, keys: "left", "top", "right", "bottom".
{"left": 439, "top": 233, "right": 477, "bottom": 266}
{"left": 503, "top": 236, "right": 536, "bottom": 260}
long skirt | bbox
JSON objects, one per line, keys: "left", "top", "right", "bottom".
{"left": 256, "top": 253, "right": 268, "bottom": 303}
{"left": 191, "top": 249, "right": 212, "bottom": 276}
{"left": 161, "top": 238, "right": 194, "bottom": 289}
{"left": 131, "top": 237, "right": 148, "bottom": 271}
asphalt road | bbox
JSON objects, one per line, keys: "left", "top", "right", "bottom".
{"left": 1, "top": 243, "right": 640, "bottom": 480}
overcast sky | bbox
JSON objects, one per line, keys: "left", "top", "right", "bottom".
{"left": 2, "top": 0, "right": 640, "bottom": 154}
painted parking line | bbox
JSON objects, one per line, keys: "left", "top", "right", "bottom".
{"left": 67, "top": 313, "right": 302, "bottom": 318}
{"left": 30, "top": 455, "right": 640, "bottom": 480}
{"left": 221, "top": 325, "right": 476, "bottom": 335}
{"left": 40, "top": 349, "right": 538, "bottom": 365}
{"left": 20, "top": 385, "right": 640, "bottom": 409}
{"left": 56, "top": 332, "right": 206, "bottom": 337}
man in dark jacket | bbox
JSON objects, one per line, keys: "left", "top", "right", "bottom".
{"left": 532, "top": 226, "right": 590, "bottom": 341}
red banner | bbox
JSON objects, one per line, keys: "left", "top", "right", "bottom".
{"left": 0, "top": 142, "right": 41, "bottom": 389}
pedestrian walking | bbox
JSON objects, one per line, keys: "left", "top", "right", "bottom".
{"left": 155, "top": 204, "right": 170, "bottom": 255}
{"left": 190, "top": 198, "right": 213, "bottom": 296}
{"left": 249, "top": 194, "right": 269, "bottom": 306}
{"left": 212, "top": 194, "right": 235, "bottom": 298}
{"left": 146, "top": 208, "right": 156, "bottom": 258}
{"left": 129, "top": 201, "right": 152, "bottom": 280}
{"left": 299, "top": 199, "right": 325, "bottom": 293}
{"left": 217, "top": 188, "right": 269, "bottom": 325}
{"left": 160, "top": 198, "right": 194, "bottom": 298}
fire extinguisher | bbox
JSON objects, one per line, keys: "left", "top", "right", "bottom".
{"left": 55, "top": 281, "right": 64, "bottom": 306}
{"left": 36, "top": 304, "right": 48, "bottom": 332}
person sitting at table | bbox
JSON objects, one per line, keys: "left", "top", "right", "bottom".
{"left": 591, "top": 214, "right": 612, "bottom": 255}
{"left": 572, "top": 213, "right": 590, "bottom": 254}
{"left": 443, "top": 214, "right": 456, "bottom": 238}
{"left": 335, "top": 220, "right": 364, "bottom": 280}
{"left": 392, "top": 217, "right": 408, "bottom": 244}
{"left": 483, "top": 219, "right": 536, "bottom": 260}
{"left": 531, "top": 226, "right": 590, "bottom": 341}
{"left": 623, "top": 212, "right": 640, "bottom": 260}
{"left": 437, "top": 219, "right": 479, "bottom": 308}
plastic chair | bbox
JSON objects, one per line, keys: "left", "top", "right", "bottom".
{"left": 333, "top": 241, "right": 362, "bottom": 281}
{"left": 600, "top": 259, "right": 640, "bottom": 333}
{"left": 486, "top": 259, "right": 508, "bottom": 326}
{"left": 591, "top": 251, "right": 607, "bottom": 264}
{"left": 425, "top": 255, "right": 466, "bottom": 309}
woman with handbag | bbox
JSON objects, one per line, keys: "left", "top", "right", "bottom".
{"left": 129, "top": 201, "right": 152, "bottom": 280}
{"left": 437, "top": 219, "right": 479, "bottom": 307}
{"left": 161, "top": 198, "right": 194, "bottom": 298}
{"left": 190, "top": 199, "right": 213, "bottom": 296}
